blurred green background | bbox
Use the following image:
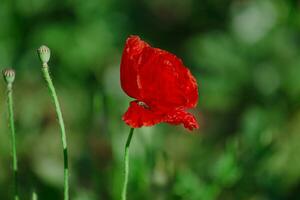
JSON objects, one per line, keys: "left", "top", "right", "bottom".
{"left": 0, "top": 0, "right": 300, "bottom": 199}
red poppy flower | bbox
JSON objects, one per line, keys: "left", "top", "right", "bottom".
{"left": 120, "top": 35, "right": 199, "bottom": 131}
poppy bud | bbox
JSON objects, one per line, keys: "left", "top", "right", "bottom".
{"left": 37, "top": 45, "right": 51, "bottom": 64}
{"left": 2, "top": 68, "right": 15, "bottom": 85}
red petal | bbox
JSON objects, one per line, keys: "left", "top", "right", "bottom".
{"left": 122, "top": 101, "right": 164, "bottom": 128}
{"left": 120, "top": 36, "right": 149, "bottom": 99}
{"left": 120, "top": 36, "right": 199, "bottom": 130}
{"left": 120, "top": 36, "right": 198, "bottom": 109}
{"left": 138, "top": 47, "right": 198, "bottom": 109}
{"left": 164, "top": 109, "right": 199, "bottom": 131}
{"left": 123, "top": 101, "right": 199, "bottom": 131}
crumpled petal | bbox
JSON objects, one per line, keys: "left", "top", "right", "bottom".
{"left": 123, "top": 101, "right": 199, "bottom": 131}
{"left": 122, "top": 101, "right": 165, "bottom": 128}
{"left": 164, "top": 109, "right": 199, "bottom": 131}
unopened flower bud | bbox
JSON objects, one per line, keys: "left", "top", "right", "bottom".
{"left": 2, "top": 68, "right": 15, "bottom": 84}
{"left": 37, "top": 45, "right": 51, "bottom": 64}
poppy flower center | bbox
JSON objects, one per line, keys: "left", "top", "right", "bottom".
{"left": 137, "top": 101, "right": 150, "bottom": 109}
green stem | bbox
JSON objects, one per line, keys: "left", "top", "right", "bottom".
{"left": 32, "top": 191, "right": 38, "bottom": 200}
{"left": 7, "top": 83, "right": 19, "bottom": 200}
{"left": 121, "top": 128, "right": 134, "bottom": 200}
{"left": 42, "top": 64, "right": 69, "bottom": 200}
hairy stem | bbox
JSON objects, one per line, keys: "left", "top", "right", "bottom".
{"left": 7, "top": 83, "right": 19, "bottom": 200}
{"left": 121, "top": 128, "right": 134, "bottom": 200}
{"left": 42, "top": 64, "right": 69, "bottom": 200}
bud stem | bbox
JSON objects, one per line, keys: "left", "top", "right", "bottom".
{"left": 41, "top": 63, "right": 69, "bottom": 200}
{"left": 6, "top": 79, "right": 19, "bottom": 200}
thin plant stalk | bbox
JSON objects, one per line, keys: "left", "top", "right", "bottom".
{"left": 3, "top": 69, "right": 19, "bottom": 200}
{"left": 121, "top": 128, "right": 134, "bottom": 200}
{"left": 32, "top": 191, "right": 38, "bottom": 200}
{"left": 8, "top": 84, "right": 19, "bottom": 200}
{"left": 42, "top": 63, "right": 69, "bottom": 200}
